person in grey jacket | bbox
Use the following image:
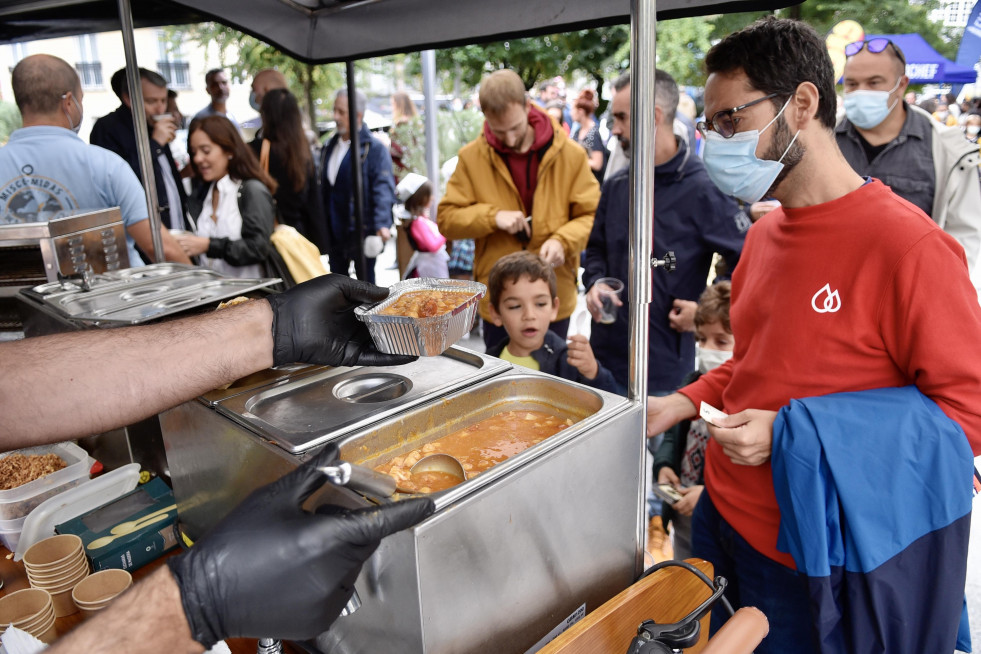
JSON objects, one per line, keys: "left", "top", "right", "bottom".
{"left": 175, "top": 115, "right": 277, "bottom": 278}
{"left": 836, "top": 38, "right": 981, "bottom": 289}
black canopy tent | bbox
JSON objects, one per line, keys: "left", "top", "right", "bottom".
{"left": 0, "top": 0, "right": 797, "bottom": 475}
{"left": 1, "top": 2, "right": 801, "bottom": 646}
{"left": 0, "top": 0, "right": 790, "bottom": 64}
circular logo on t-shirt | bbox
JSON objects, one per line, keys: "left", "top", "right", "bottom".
{"left": 0, "top": 169, "right": 79, "bottom": 224}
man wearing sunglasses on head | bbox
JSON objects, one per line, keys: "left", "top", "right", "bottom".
{"left": 835, "top": 37, "right": 981, "bottom": 289}
{"left": 647, "top": 17, "right": 981, "bottom": 654}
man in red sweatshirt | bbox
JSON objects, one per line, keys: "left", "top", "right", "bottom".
{"left": 647, "top": 17, "right": 981, "bottom": 653}
{"left": 438, "top": 69, "right": 599, "bottom": 350}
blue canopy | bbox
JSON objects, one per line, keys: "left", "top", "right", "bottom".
{"left": 870, "top": 33, "right": 978, "bottom": 84}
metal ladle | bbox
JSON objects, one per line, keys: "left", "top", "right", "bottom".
{"left": 320, "top": 455, "right": 466, "bottom": 498}
{"left": 408, "top": 453, "right": 467, "bottom": 483}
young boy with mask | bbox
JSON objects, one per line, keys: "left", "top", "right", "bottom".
{"left": 485, "top": 251, "right": 617, "bottom": 393}
{"left": 652, "top": 282, "right": 732, "bottom": 561}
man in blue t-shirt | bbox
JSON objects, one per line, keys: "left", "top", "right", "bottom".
{"left": 0, "top": 54, "right": 189, "bottom": 267}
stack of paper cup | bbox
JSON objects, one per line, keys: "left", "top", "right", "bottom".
{"left": 71, "top": 568, "right": 132, "bottom": 616}
{"left": 23, "top": 534, "right": 89, "bottom": 617}
{"left": 0, "top": 588, "right": 57, "bottom": 643}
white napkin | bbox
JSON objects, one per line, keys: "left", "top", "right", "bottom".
{"left": 1, "top": 626, "right": 46, "bottom": 654}
{"left": 0, "top": 626, "right": 232, "bottom": 653}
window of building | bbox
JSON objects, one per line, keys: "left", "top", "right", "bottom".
{"left": 75, "top": 35, "right": 103, "bottom": 89}
{"left": 157, "top": 31, "right": 191, "bottom": 90}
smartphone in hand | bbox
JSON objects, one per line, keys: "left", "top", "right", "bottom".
{"left": 652, "top": 483, "right": 683, "bottom": 505}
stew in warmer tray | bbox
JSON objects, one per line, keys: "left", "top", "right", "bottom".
{"left": 374, "top": 410, "right": 575, "bottom": 493}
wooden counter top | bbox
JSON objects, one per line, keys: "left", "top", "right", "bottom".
{"left": 0, "top": 546, "right": 304, "bottom": 653}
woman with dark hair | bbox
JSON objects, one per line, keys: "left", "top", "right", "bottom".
{"left": 175, "top": 115, "right": 277, "bottom": 278}
{"left": 249, "top": 88, "right": 328, "bottom": 251}
{"left": 570, "top": 88, "right": 606, "bottom": 182}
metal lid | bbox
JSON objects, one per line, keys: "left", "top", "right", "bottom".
{"left": 214, "top": 347, "right": 511, "bottom": 454}
{"left": 20, "top": 265, "right": 280, "bottom": 325}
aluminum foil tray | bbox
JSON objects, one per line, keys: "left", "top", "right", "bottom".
{"left": 355, "top": 278, "right": 486, "bottom": 356}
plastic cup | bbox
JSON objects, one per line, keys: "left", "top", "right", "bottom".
{"left": 595, "top": 277, "right": 624, "bottom": 324}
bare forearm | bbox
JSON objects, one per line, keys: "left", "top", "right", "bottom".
{"left": 0, "top": 299, "right": 274, "bottom": 448}
{"left": 49, "top": 567, "right": 204, "bottom": 654}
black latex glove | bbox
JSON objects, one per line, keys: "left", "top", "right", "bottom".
{"left": 266, "top": 274, "right": 417, "bottom": 367}
{"left": 167, "top": 445, "right": 435, "bottom": 648}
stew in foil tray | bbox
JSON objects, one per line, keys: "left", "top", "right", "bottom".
{"left": 379, "top": 290, "right": 475, "bottom": 318}
{"left": 375, "top": 410, "right": 574, "bottom": 493}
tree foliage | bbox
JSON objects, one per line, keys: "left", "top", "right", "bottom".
{"left": 164, "top": 24, "right": 346, "bottom": 128}
{"left": 655, "top": 17, "right": 714, "bottom": 87}
{"left": 706, "top": 0, "right": 953, "bottom": 62}
{"left": 432, "top": 27, "right": 628, "bottom": 113}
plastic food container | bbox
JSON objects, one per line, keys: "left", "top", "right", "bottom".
{"left": 0, "top": 524, "right": 22, "bottom": 551}
{"left": 355, "top": 279, "right": 486, "bottom": 356}
{"left": 0, "top": 443, "right": 91, "bottom": 521}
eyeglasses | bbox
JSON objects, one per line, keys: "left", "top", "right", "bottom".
{"left": 844, "top": 38, "right": 906, "bottom": 66}
{"left": 696, "top": 92, "right": 781, "bottom": 139}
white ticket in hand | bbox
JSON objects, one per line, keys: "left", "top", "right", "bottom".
{"left": 699, "top": 401, "right": 729, "bottom": 427}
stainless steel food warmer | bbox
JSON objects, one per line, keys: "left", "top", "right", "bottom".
{"left": 161, "top": 349, "right": 645, "bottom": 654}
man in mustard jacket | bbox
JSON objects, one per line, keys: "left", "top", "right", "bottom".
{"left": 438, "top": 69, "right": 600, "bottom": 349}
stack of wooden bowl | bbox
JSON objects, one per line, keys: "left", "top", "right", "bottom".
{"left": 0, "top": 588, "right": 58, "bottom": 643}
{"left": 71, "top": 568, "right": 133, "bottom": 615}
{"left": 22, "top": 534, "right": 89, "bottom": 617}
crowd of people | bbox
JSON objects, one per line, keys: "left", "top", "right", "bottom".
{"left": 1, "top": 19, "right": 980, "bottom": 650}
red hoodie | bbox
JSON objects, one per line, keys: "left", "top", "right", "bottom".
{"left": 679, "top": 179, "right": 981, "bottom": 567}
{"left": 483, "top": 105, "right": 554, "bottom": 216}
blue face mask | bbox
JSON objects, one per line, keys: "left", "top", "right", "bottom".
{"left": 249, "top": 90, "right": 261, "bottom": 112}
{"left": 702, "top": 96, "right": 799, "bottom": 204}
{"left": 842, "top": 77, "right": 901, "bottom": 129}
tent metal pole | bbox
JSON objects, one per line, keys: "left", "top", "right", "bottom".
{"left": 346, "top": 61, "right": 368, "bottom": 279}
{"left": 630, "top": 0, "right": 655, "bottom": 577}
{"left": 116, "top": 0, "right": 164, "bottom": 263}
{"left": 421, "top": 49, "right": 440, "bottom": 208}
{"left": 628, "top": 0, "right": 654, "bottom": 405}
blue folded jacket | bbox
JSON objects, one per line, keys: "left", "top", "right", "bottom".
{"left": 772, "top": 386, "right": 974, "bottom": 654}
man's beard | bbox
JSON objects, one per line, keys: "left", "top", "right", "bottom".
{"left": 617, "top": 136, "right": 630, "bottom": 156}
{"left": 504, "top": 126, "right": 530, "bottom": 153}
{"left": 762, "top": 114, "right": 804, "bottom": 197}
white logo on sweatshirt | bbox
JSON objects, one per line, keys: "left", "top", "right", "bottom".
{"left": 811, "top": 283, "right": 841, "bottom": 313}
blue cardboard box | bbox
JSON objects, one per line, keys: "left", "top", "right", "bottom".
{"left": 56, "top": 477, "right": 179, "bottom": 572}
